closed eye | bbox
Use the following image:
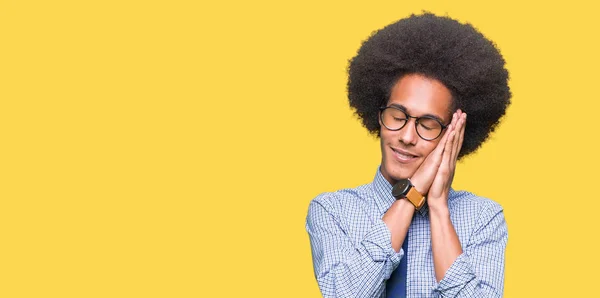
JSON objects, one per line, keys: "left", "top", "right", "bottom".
{"left": 419, "top": 122, "right": 435, "bottom": 130}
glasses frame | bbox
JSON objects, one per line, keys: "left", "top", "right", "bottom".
{"left": 379, "top": 106, "right": 449, "bottom": 141}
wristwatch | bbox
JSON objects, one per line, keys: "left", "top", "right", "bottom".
{"left": 392, "top": 179, "right": 426, "bottom": 210}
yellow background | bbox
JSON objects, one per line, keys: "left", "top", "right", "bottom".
{"left": 1, "top": 0, "right": 599, "bottom": 297}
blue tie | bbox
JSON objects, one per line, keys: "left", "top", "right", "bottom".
{"left": 386, "top": 234, "right": 408, "bottom": 297}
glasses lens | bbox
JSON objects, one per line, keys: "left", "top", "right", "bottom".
{"left": 382, "top": 108, "right": 407, "bottom": 130}
{"left": 416, "top": 117, "right": 443, "bottom": 140}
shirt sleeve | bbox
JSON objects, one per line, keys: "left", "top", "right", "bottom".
{"left": 432, "top": 202, "right": 508, "bottom": 297}
{"left": 306, "top": 196, "right": 403, "bottom": 298}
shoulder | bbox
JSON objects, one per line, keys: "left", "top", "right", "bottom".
{"left": 306, "top": 183, "right": 381, "bottom": 241}
{"left": 449, "top": 189, "right": 503, "bottom": 213}
{"left": 307, "top": 183, "right": 374, "bottom": 220}
{"left": 449, "top": 190, "right": 508, "bottom": 247}
{"left": 310, "top": 183, "right": 372, "bottom": 210}
{"left": 448, "top": 189, "right": 505, "bottom": 226}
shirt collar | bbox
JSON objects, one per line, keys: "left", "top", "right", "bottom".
{"left": 372, "top": 166, "right": 457, "bottom": 217}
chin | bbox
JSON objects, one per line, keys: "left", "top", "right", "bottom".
{"left": 391, "top": 169, "right": 413, "bottom": 181}
{"left": 382, "top": 161, "right": 415, "bottom": 183}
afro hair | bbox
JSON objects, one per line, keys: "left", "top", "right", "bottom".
{"left": 347, "top": 12, "right": 511, "bottom": 159}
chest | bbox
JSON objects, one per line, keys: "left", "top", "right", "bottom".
{"left": 339, "top": 202, "right": 478, "bottom": 296}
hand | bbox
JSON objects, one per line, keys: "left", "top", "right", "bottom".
{"left": 427, "top": 110, "right": 467, "bottom": 208}
{"left": 410, "top": 110, "right": 460, "bottom": 195}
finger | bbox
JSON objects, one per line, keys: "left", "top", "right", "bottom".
{"left": 447, "top": 110, "right": 460, "bottom": 152}
{"left": 440, "top": 130, "right": 456, "bottom": 177}
{"left": 453, "top": 113, "right": 467, "bottom": 163}
{"left": 458, "top": 113, "right": 466, "bottom": 152}
{"left": 455, "top": 109, "right": 462, "bottom": 124}
{"left": 411, "top": 113, "right": 457, "bottom": 188}
{"left": 420, "top": 111, "right": 458, "bottom": 173}
{"left": 450, "top": 110, "right": 459, "bottom": 129}
{"left": 423, "top": 128, "right": 450, "bottom": 172}
{"left": 431, "top": 112, "right": 456, "bottom": 157}
{"left": 444, "top": 110, "right": 460, "bottom": 143}
{"left": 450, "top": 113, "right": 465, "bottom": 166}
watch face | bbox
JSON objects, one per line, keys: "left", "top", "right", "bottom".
{"left": 392, "top": 179, "right": 411, "bottom": 198}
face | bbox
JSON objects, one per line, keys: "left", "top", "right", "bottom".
{"left": 379, "top": 74, "right": 453, "bottom": 184}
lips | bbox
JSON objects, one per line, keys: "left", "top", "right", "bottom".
{"left": 391, "top": 147, "right": 418, "bottom": 163}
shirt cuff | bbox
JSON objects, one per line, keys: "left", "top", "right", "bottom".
{"left": 361, "top": 218, "right": 403, "bottom": 278}
{"left": 432, "top": 252, "right": 476, "bottom": 296}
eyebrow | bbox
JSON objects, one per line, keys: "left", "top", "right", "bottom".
{"left": 388, "top": 103, "right": 446, "bottom": 124}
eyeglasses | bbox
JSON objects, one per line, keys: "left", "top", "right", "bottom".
{"left": 379, "top": 106, "right": 448, "bottom": 141}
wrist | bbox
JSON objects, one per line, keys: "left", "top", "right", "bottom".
{"left": 386, "top": 198, "right": 416, "bottom": 215}
{"left": 383, "top": 200, "right": 415, "bottom": 231}
{"left": 409, "top": 176, "right": 427, "bottom": 195}
{"left": 427, "top": 198, "right": 449, "bottom": 215}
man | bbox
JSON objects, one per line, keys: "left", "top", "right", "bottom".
{"left": 306, "top": 12, "right": 511, "bottom": 297}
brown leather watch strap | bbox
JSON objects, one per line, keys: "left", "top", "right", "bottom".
{"left": 405, "top": 187, "right": 426, "bottom": 210}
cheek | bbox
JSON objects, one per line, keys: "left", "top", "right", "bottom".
{"left": 420, "top": 140, "right": 440, "bottom": 157}
{"left": 379, "top": 129, "right": 395, "bottom": 144}
{"left": 379, "top": 133, "right": 397, "bottom": 156}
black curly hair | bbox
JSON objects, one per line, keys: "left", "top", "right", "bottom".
{"left": 347, "top": 12, "right": 511, "bottom": 159}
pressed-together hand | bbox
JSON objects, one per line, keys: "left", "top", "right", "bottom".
{"left": 427, "top": 110, "right": 466, "bottom": 208}
{"left": 410, "top": 110, "right": 467, "bottom": 206}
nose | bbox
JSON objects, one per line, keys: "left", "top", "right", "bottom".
{"left": 398, "top": 118, "right": 418, "bottom": 145}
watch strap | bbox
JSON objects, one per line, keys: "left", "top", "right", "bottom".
{"left": 405, "top": 187, "right": 426, "bottom": 210}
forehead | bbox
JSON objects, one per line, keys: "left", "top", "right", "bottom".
{"left": 387, "top": 74, "right": 453, "bottom": 122}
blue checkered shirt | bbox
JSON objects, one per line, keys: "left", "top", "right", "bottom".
{"left": 306, "top": 167, "right": 508, "bottom": 297}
